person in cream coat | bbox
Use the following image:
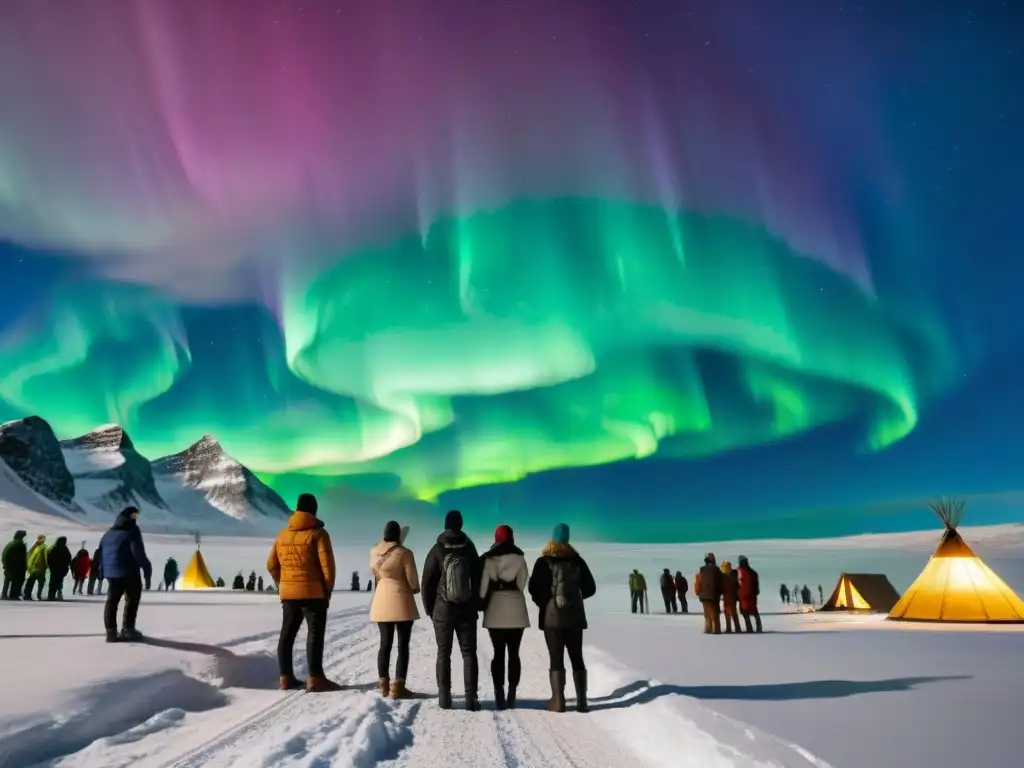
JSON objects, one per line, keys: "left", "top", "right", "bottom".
{"left": 369, "top": 521, "right": 420, "bottom": 699}
{"left": 479, "top": 524, "right": 530, "bottom": 710}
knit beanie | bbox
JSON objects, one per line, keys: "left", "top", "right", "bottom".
{"left": 444, "top": 509, "right": 463, "bottom": 532}
{"left": 552, "top": 522, "right": 570, "bottom": 544}
{"left": 296, "top": 493, "right": 318, "bottom": 515}
{"left": 494, "top": 525, "right": 513, "bottom": 546}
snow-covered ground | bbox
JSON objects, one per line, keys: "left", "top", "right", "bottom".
{"left": 3, "top": 495, "right": 1024, "bottom": 767}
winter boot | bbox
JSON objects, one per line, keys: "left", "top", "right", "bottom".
{"left": 279, "top": 675, "right": 305, "bottom": 691}
{"left": 572, "top": 668, "right": 589, "bottom": 713}
{"left": 390, "top": 680, "right": 414, "bottom": 699}
{"left": 306, "top": 676, "right": 343, "bottom": 693}
{"left": 506, "top": 685, "right": 517, "bottom": 709}
{"left": 546, "top": 670, "right": 566, "bottom": 713}
{"left": 491, "top": 659, "right": 506, "bottom": 710}
{"left": 105, "top": 629, "right": 120, "bottom": 643}
{"left": 438, "top": 690, "right": 452, "bottom": 710}
{"left": 378, "top": 677, "right": 390, "bottom": 696}
{"left": 119, "top": 628, "right": 144, "bottom": 642}
{"left": 465, "top": 693, "right": 480, "bottom": 712}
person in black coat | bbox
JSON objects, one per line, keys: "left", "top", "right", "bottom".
{"left": 98, "top": 506, "right": 152, "bottom": 642}
{"left": 528, "top": 523, "right": 597, "bottom": 714}
{"left": 420, "top": 510, "right": 482, "bottom": 710}
{"left": 46, "top": 536, "right": 73, "bottom": 601}
{"left": 88, "top": 546, "right": 104, "bottom": 595}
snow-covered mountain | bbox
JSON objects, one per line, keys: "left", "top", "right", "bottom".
{"left": 0, "top": 416, "right": 80, "bottom": 512}
{"left": 60, "top": 425, "right": 169, "bottom": 513}
{"left": 151, "top": 435, "right": 290, "bottom": 528}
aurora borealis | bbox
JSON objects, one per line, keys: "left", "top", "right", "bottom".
{"left": 1, "top": 1, "right": 1022, "bottom": 540}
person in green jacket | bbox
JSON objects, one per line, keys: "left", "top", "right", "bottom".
{"left": 24, "top": 534, "right": 48, "bottom": 600}
{"left": 2, "top": 530, "right": 29, "bottom": 600}
{"left": 628, "top": 569, "right": 648, "bottom": 614}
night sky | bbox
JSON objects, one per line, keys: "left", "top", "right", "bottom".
{"left": 0, "top": 1, "right": 1021, "bottom": 541}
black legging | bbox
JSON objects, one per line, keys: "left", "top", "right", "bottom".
{"left": 104, "top": 577, "right": 142, "bottom": 631}
{"left": 543, "top": 627, "right": 585, "bottom": 672}
{"left": 377, "top": 621, "right": 413, "bottom": 680}
{"left": 488, "top": 628, "right": 524, "bottom": 689}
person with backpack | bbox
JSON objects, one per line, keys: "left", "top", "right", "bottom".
{"left": 479, "top": 524, "right": 529, "bottom": 710}
{"left": 528, "top": 523, "right": 596, "bottom": 714}
{"left": 694, "top": 553, "right": 723, "bottom": 634}
{"left": 99, "top": 506, "right": 153, "bottom": 641}
{"left": 737, "top": 555, "right": 762, "bottom": 633}
{"left": 659, "top": 568, "right": 677, "bottom": 613}
{"left": 674, "top": 570, "right": 688, "bottom": 613}
{"left": 369, "top": 520, "right": 420, "bottom": 700}
{"left": 421, "top": 509, "right": 481, "bottom": 710}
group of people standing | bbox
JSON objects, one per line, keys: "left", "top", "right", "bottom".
{"left": 268, "top": 494, "right": 597, "bottom": 713}
{"left": 2, "top": 531, "right": 104, "bottom": 601}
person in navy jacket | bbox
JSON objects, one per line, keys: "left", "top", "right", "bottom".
{"left": 98, "top": 506, "right": 152, "bottom": 642}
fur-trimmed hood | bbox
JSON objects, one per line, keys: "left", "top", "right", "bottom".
{"left": 541, "top": 540, "right": 578, "bottom": 559}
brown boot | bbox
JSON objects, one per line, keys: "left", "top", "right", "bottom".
{"left": 306, "top": 676, "right": 343, "bottom": 693}
{"left": 378, "top": 677, "right": 390, "bottom": 696}
{"left": 390, "top": 680, "right": 414, "bottom": 699}
{"left": 546, "top": 671, "right": 566, "bottom": 713}
{"left": 279, "top": 675, "right": 305, "bottom": 691}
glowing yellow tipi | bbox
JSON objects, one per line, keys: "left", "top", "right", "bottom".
{"left": 180, "top": 532, "right": 217, "bottom": 590}
{"left": 888, "top": 498, "right": 1024, "bottom": 623}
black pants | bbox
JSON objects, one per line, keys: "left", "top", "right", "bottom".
{"left": 662, "top": 590, "right": 677, "bottom": 613}
{"left": 278, "top": 598, "right": 328, "bottom": 678}
{"left": 72, "top": 578, "right": 85, "bottom": 595}
{"left": 377, "top": 621, "right": 413, "bottom": 680}
{"left": 165, "top": 579, "right": 176, "bottom": 591}
{"left": 742, "top": 607, "right": 763, "bottom": 633}
{"left": 47, "top": 575, "right": 65, "bottom": 601}
{"left": 544, "top": 627, "right": 585, "bottom": 672}
{"left": 488, "top": 628, "right": 524, "bottom": 689}
{"left": 88, "top": 573, "right": 103, "bottom": 595}
{"left": 433, "top": 618, "right": 478, "bottom": 695}
{"left": 104, "top": 577, "right": 143, "bottom": 631}
{"left": 2, "top": 574, "right": 24, "bottom": 599}
{"left": 24, "top": 575, "right": 44, "bottom": 600}
{"left": 678, "top": 595, "right": 688, "bottom": 613}
{"left": 630, "top": 590, "right": 642, "bottom": 613}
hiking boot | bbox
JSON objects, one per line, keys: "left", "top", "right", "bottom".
{"left": 306, "top": 676, "right": 343, "bottom": 693}
{"left": 105, "top": 629, "right": 120, "bottom": 643}
{"left": 546, "top": 670, "right": 566, "bottom": 713}
{"left": 438, "top": 690, "right": 452, "bottom": 710}
{"left": 279, "top": 675, "right": 305, "bottom": 691}
{"left": 465, "top": 695, "right": 480, "bottom": 712}
{"left": 506, "top": 685, "right": 517, "bottom": 709}
{"left": 390, "top": 680, "right": 414, "bottom": 699}
{"left": 119, "top": 628, "right": 144, "bottom": 642}
{"left": 378, "top": 677, "right": 390, "bottom": 696}
{"left": 572, "top": 668, "right": 588, "bottom": 713}
{"left": 493, "top": 684, "right": 506, "bottom": 711}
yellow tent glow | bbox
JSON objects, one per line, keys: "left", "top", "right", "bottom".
{"left": 180, "top": 532, "right": 217, "bottom": 590}
{"left": 888, "top": 498, "right": 1024, "bottom": 623}
{"left": 821, "top": 573, "right": 900, "bottom": 613}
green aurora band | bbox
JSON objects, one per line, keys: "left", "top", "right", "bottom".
{"left": 0, "top": 199, "right": 956, "bottom": 501}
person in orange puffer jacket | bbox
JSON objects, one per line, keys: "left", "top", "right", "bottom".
{"left": 267, "top": 493, "right": 340, "bottom": 693}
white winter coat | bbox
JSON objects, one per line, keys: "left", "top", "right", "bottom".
{"left": 479, "top": 551, "right": 530, "bottom": 629}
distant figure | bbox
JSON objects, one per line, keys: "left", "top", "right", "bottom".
{"left": 267, "top": 492, "right": 341, "bottom": 692}
{"left": 46, "top": 536, "right": 72, "bottom": 601}
{"left": 792, "top": 584, "right": 799, "bottom": 605}
{"left": 232, "top": 573, "right": 244, "bottom": 590}
{"left": 818, "top": 584, "right": 824, "bottom": 605}
{"left": 246, "top": 571, "right": 257, "bottom": 592}
{"left": 88, "top": 545, "right": 104, "bottom": 595}
{"left": 351, "top": 571, "right": 361, "bottom": 591}
{"left": 70, "top": 543, "right": 91, "bottom": 595}
{"left": 24, "top": 535, "right": 47, "bottom": 600}
{"left": 674, "top": 571, "right": 688, "bottom": 613}
{"left": 99, "top": 506, "right": 153, "bottom": 642}
{"left": 215, "top": 576, "right": 226, "bottom": 588}
{"left": 2, "top": 530, "right": 29, "bottom": 600}
{"left": 737, "top": 556, "right": 762, "bottom": 633}
{"left": 366, "top": 580, "right": 372, "bottom": 592}
{"left": 528, "top": 523, "right": 597, "bottom": 713}
{"left": 720, "top": 561, "right": 741, "bottom": 633}
{"left": 779, "top": 584, "right": 790, "bottom": 604}
{"left": 369, "top": 520, "right": 421, "bottom": 700}
{"left": 163, "top": 557, "right": 179, "bottom": 591}
{"left": 694, "top": 553, "right": 723, "bottom": 634}
{"left": 480, "top": 524, "right": 530, "bottom": 710}
{"left": 628, "top": 569, "right": 647, "bottom": 614}
{"left": 659, "top": 568, "right": 677, "bottom": 613}
{"left": 801, "top": 585, "right": 812, "bottom": 606}
{"left": 258, "top": 575, "right": 264, "bottom": 592}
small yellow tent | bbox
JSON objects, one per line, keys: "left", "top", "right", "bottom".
{"left": 888, "top": 498, "right": 1024, "bottom": 623}
{"left": 180, "top": 532, "right": 217, "bottom": 590}
{"left": 821, "top": 573, "right": 900, "bottom": 613}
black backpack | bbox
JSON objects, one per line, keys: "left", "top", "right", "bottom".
{"left": 550, "top": 558, "right": 583, "bottom": 610}
{"left": 439, "top": 544, "right": 474, "bottom": 604}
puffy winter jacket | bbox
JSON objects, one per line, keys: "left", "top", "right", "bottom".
{"left": 479, "top": 542, "right": 530, "bottom": 630}
{"left": 71, "top": 549, "right": 91, "bottom": 580}
{"left": 421, "top": 529, "right": 481, "bottom": 624}
{"left": 98, "top": 511, "right": 152, "bottom": 582}
{"left": 695, "top": 563, "right": 723, "bottom": 601}
{"left": 46, "top": 537, "right": 72, "bottom": 579}
{"left": 528, "top": 541, "right": 597, "bottom": 631}
{"left": 368, "top": 540, "right": 420, "bottom": 623}
{"left": 2, "top": 531, "right": 28, "bottom": 575}
{"left": 721, "top": 564, "right": 739, "bottom": 604}
{"left": 267, "top": 511, "right": 336, "bottom": 600}
{"left": 628, "top": 571, "right": 647, "bottom": 592}
{"left": 738, "top": 565, "right": 760, "bottom": 612}
{"left": 27, "top": 539, "right": 48, "bottom": 577}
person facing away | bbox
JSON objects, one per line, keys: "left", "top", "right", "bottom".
{"left": 421, "top": 509, "right": 481, "bottom": 711}
{"left": 163, "top": 557, "right": 179, "bottom": 591}
{"left": 674, "top": 571, "right": 688, "bottom": 613}
{"left": 694, "top": 553, "right": 723, "bottom": 634}
{"left": 1, "top": 530, "right": 29, "bottom": 601}
{"left": 351, "top": 571, "right": 361, "bottom": 591}
{"left": 628, "top": 569, "right": 647, "bottom": 614}
{"left": 46, "top": 536, "right": 73, "bottom": 601}
{"left": 720, "top": 561, "right": 741, "bottom": 633}
{"left": 779, "top": 583, "right": 790, "bottom": 604}
{"left": 88, "top": 545, "right": 104, "bottom": 595}
{"left": 800, "top": 584, "right": 812, "bottom": 605}
{"left": 99, "top": 506, "right": 153, "bottom": 642}
{"left": 70, "top": 543, "right": 91, "bottom": 595}
{"left": 258, "top": 575, "right": 264, "bottom": 592}
{"left": 659, "top": 568, "right": 678, "bottom": 613}
{"left": 528, "top": 523, "right": 597, "bottom": 714}
{"left": 817, "top": 584, "right": 824, "bottom": 605}
{"left": 267, "top": 492, "right": 341, "bottom": 693}
{"left": 737, "top": 555, "right": 762, "bottom": 633}
{"left": 480, "top": 524, "right": 530, "bottom": 711}
{"left": 369, "top": 520, "right": 420, "bottom": 700}
{"left": 24, "top": 534, "right": 48, "bottom": 600}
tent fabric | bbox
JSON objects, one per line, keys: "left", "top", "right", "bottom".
{"left": 821, "top": 573, "right": 900, "bottom": 613}
{"left": 180, "top": 549, "right": 216, "bottom": 589}
{"left": 887, "top": 531, "right": 1024, "bottom": 623}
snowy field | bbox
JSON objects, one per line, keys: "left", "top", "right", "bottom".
{"left": 3, "top": 495, "right": 1024, "bottom": 767}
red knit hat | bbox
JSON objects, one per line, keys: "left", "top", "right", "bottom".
{"left": 494, "top": 525, "right": 514, "bottom": 546}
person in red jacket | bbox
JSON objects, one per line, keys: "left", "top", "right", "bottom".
{"left": 70, "top": 544, "right": 91, "bottom": 596}
{"left": 737, "top": 555, "right": 762, "bottom": 633}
